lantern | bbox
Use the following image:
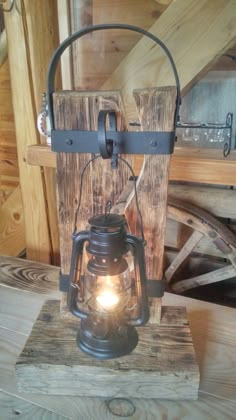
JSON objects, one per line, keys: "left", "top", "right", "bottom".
{"left": 67, "top": 211, "right": 149, "bottom": 359}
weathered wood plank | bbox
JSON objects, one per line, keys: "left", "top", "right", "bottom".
{"left": 53, "top": 90, "right": 133, "bottom": 313}
{"left": 1, "top": 264, "right": 236, "bottom": 414}
{"left": 16, "top": 300, "right": 199, "bottom": 399}
{"left": 129, "top": 87, "right": 176, "bottom": 322}
{"left": 0, "top": 187, "right": 25, "bottom": 257}
{"left": 0, "top": 255, "right": 59, "bottom": 297}
{"left": 0, "top": 313, "right": 233, "bottom": 419}
{"left": 0, "top": 390, "right": 67, "bottom": 420}
{"left": 101, "top": 0, "right": 236, "bottom": 122}
{"left": 4, "top": 7, "right": 52, "bottom": 263}
{"left": 168, "top": 184, "right": 236, "bottom": 219}
{"left": 26, "top": 145, "right": 236, "bottom": 186}
{"left": 22, "top": 0, "right": 60, "bottom": 265}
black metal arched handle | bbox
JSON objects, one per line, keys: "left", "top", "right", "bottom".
{"left": 47, "top": 23, "right": 181, "bottom": 130}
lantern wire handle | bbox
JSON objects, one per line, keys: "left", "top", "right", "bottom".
{"left": 73, "top": 155, "right": 146, "bottom": 244}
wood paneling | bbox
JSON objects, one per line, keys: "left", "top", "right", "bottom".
{"left": 0, "top": 59, "right": 19, "bottom": 203}
{"left": 4, "top": 4, "right": 56, "bottom": 263}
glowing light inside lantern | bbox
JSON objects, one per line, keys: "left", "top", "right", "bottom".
{"left": 96, "top": 290, "right": 119, "bottom": 308}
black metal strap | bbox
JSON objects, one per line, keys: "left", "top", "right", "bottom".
{"left": 51, "top": 130, "right": 175, "bottom": 155}
{"left": 147, "top": 279, "right": 165, "bottom": 297}
{"left": 59, "top": 272, "right": 70, "bottom": 292}
{"left": 47, "top": 24, "right": 181, "bottom": 131}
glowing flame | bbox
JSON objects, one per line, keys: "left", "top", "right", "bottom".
{"left": 96, "top": 290, "right": 119, "bottom": 309}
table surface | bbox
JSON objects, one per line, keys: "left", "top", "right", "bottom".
{"left": 0, "top": 255, "right": 236, "bottom": 419}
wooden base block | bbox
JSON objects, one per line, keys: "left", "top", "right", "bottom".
{"left": 16, "top": 301, "right": 200, "bottom": 399}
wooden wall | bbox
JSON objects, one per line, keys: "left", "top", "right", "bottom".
{"left": 0, "top": 58, "right": 18, "bottom": 205}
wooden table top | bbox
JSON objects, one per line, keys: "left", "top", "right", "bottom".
{"left": 0, "top": 255, "right": 236, "bottom": 419}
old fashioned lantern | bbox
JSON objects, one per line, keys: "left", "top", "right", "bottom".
{"left": 67, "top": 206, "right": 149, "bottom": 359}
{"left": 46, "top": 23, "right": 180, "bottom": 360}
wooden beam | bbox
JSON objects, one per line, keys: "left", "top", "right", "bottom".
{"left": 0, "top": 187, "right": 25, "bottom": 257}
{"left": 20, "top": 0, "right": 60, "bottom": 265}
{"left": 4, "top": 4, "right": 55, "bottom": 263}
{"left": 26, "top": 145, "right": 236, "bottom": 186}
{"left": 101, "top": 0, "right": 236, "bottom": 122}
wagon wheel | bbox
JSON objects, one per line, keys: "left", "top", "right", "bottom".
{"left": 165, "top": 197, "right": 236, "bottom": 293}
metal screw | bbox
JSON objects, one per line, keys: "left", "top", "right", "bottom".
{"left": 65, "top": 139, "right": 73, "bottom": 145}
{"left": 150, "top": 140, "right": 157, "bottom": 147}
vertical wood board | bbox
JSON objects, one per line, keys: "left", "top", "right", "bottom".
{"left": 53, "top": 91, "right": 134, "bottom": 312}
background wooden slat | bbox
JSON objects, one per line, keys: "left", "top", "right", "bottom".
{"left": 0, "top": 58, "right": 19, "bottom": 203}
{"left": 4, "top": 7, "right": 52, "bottom": 263}
{"left": 26, "top": 145, "right": 236, "bottom": 186}
{"left": 20, "top": 0, "right": 60, "bottom": 265}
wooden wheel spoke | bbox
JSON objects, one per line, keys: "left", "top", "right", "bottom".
{"left": 165, "top": 230, "right": 203, "bottom": 283}
{"left": 172, "top": 265, "right": 236, "bottom": 293}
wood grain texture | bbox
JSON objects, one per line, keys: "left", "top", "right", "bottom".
{"left": 0, "top": 58, "right": 19, "bottom": 202}
{"left": 16, "top": 300, "right": 199, "bottom": 399}
{"left": 0, "top": 390, "right": 67, "bottom": 420}
{"left": 168, "top": 183, "right": 236, "bottom": 218}
{"left": 21, "top": 0, "right": 60, "bottom": 265}
{"left": 0, "top": 187, "right": 25, "bottom": 256}
{"left": 130, "top": 87, "right": 176, "bottom": 279}
{"left": 69, "top": 0, "right": 172, "bottom": 90}
{"left": 1, "top": 259, "right": 236, "bottom": 417}
{"left": 0, "top": 255, "right": 60, "bottom": 297}
{"left": 27, "top": 145, "right": 236, "bottom": 186}
{"left": 101, "top": 0, "right": 236, "bottom": 121}
{"left": 4, "top": 7, "right": 51, "bottom": 263}
{"left": 54, "top": 91, "right": 133, "bottom": 313}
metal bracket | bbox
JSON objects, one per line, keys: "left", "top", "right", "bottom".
{"left": 51, "top": 129, "right": 175, "bottom": 155}
{"left": 146, "top": 279, "right": 165, "bottom": 297}
{"left": 59, "top": 272, "right": 70, "bottom": 292}
{"left": 177, "top": 112, "right": 233, "bottom": 157}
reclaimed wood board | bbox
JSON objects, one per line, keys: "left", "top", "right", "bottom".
{"left": 16, "top": 300, "right": 199, "bottom": 399}
{"left": 53, "top": 90, "right": 133, "bottom": 314}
